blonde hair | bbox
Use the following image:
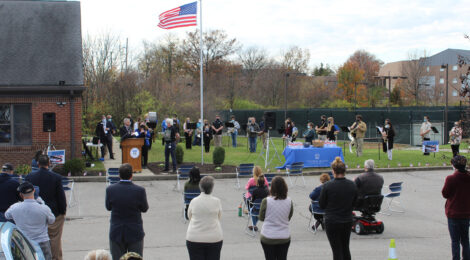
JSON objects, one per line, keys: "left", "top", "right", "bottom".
{"left": 253, "top": 166, "right": 263, "bottom": 182}
{"left": 327, "top": 117, "right": 335, "bottom": 131}
{"left": 319, "top": 173, "right": 331, "bottom": 183}
{"left": 331, "top": 156, "right": 346, "bottom": 175}
{"left": 84, "top": 249, "right": 112, "bottom": 260}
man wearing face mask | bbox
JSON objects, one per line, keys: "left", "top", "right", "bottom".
{"left": 449, "top": 121, "right": 463, "bottom": 157}
{"left": 420, "top": 116, "right": 432, "bottom": 155}
{"left": 350, "top": 115, "right": 367, "bottom": 157}
{"left": 315, "top": 115, "right": 328, "bottom": 141}
{"left": 211, "top": 115, "right": 224, "bottom": 147}
{"left": 382, "top": 119, "right": 395, "bottom": 160}
{"left": 303, "top": 122, "right": 315, "bottom": 143}
{"left": 247, "top": 117, "right": 260, "bottom": 153}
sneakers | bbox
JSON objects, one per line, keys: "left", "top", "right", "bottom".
{"left": 248, "top": 226, "right": 259, "bottom": 231}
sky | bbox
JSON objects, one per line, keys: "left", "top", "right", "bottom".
{"left": 80, "top": 0, "right": 470, "bottom": 68}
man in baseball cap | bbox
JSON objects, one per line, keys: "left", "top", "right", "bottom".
{"left": 5, "top": 181, "right": 55, "bottom": 260}
{"left": 1, "top": 163, "right": 16, "bottom": 177}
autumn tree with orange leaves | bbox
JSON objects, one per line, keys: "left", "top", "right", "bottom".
{"left": 336, "top": 61, "right": 368, "bottom": 106}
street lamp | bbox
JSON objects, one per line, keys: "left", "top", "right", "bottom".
{"left": 284, "top": 72, "right": 306, "bottom": 122}
{"left": 441, "top": 64, "right": 449, "bottom": 144}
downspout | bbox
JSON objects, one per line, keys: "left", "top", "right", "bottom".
{"left": 70, "top": 90, "right": 75, "bottom": 158}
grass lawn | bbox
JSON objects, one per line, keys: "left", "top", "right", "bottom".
{"left": 146, "top": 135, "right": 458, "bottom": 172}
{"left": 85, "top": 159, "right": 105, "bottom": 173}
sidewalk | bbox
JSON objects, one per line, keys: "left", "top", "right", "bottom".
{"left": 101, "top": 137, "right": 154, "bottom": 176}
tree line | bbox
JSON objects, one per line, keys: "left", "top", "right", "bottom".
{"left": 81, "top": 29, "right": 436, "bottom": 133}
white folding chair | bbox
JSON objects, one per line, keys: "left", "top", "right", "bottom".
{"left": 307, "top": 201, "right": 324, "bottom": 234}
{"left": 245, "top": 199, "right": 262, "bottom": 237}
{"left": 380, "top": 182, "right": 404, "bottom": 215}
{"left": 175, "top": 165, "right": 194, "bottom": 191}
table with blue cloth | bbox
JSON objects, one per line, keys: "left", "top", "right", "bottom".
{"left": 277, "top": 146, "right": 344, "bottom": 169}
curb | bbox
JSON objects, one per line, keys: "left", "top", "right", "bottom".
{"left": 68, "top": 166, "right": 453, "bottom": 182}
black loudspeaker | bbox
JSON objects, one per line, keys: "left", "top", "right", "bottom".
{"left": 264, "top": 111, "right": 276, "bottom": 130}
{"left": 147, "top": 112, "right": 157, "bottom": 129}
{"left": 43, "top": 113, "right": 56, "bottom": 132}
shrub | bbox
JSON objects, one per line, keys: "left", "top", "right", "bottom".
{"left": 213, "top": 147, "right": 225, "bottom": 166}
{"left": 176, "top": 145, "right": 184, "bottom": 164}
{"left": 15, "top": 164, "right": 32, "bottom": 175}
{"left": 64, "top": 158, "right": 86, "bottom": 176}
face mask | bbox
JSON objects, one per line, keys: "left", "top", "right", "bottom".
{"left": 385, "top": 124, "right": 390, "bottom": 129}
{"left": 248, "top": 120, "right": 252, "bottom": 124}
{"left": 307, "top": 125, "right": 311, "bottom": 129}
{"left": 328, "top": 121, "right": 331, "bottom": 124}
{"left": 423, "top": 118, "right": 427, "bottom": 122}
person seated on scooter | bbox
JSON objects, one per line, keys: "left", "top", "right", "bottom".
{"left": 309, "top": 173, "right": 331, "bottom": 230}
{"left": 354, "top": 159, "right": 384, "bottom": 209}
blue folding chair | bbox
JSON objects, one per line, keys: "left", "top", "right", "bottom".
{"left": 245, "top": 198, "right": 262, "bottom": 237}
{"left": 236, "top": 163, "right": 254, "bottom": 189}
{"left": 380, "top": 182, "right": 404, "bottom": 215}
{"left": 286, "top": 162, "right": 305, "bottom": 186}
{"left": 175, "top": 165, "right": 195, "bottom": 191}
{"left": 308, "top": 201, "right": 324, "bottom": 234}
{"left": 182, "top": 189, "right": 201, "bottom": 223}
{"left": 264, "top": 174, "right": 275, "bottom": 186}
{"left": 106, "top": 168, "right": 120, "bottom": 186}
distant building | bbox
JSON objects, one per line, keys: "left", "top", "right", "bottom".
{"left": 0, "top": 1, "right": 84, "bottom": 166}
{"left": 379, "top": 49, "right": 470, "bottom": 104}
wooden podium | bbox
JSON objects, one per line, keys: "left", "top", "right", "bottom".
{"left": 121, "top": 138, "right": 144, "bottom": 172}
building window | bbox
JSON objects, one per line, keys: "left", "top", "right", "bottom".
{"left": 453, "top": 65, "right": 458, "bottom": 71}
{"left": 0, "top": 104, "right": 32, "bottom": 145}
{"left": 426, "top": 66, "right": 430, "bottom": 72}
{"left": 440, "top": 78, "right": 445, "bottom": 84}
{"left": 453, "top": 90, "right": 458, "bottom": 97}
{"left": 440, "top": 91, "right": 444, "bottom": 96}
{"left": 440, "top": 67, "right": 445, "bottom": 72}
{"left": 453, "top": 78, "right": 458, "bottom": 84}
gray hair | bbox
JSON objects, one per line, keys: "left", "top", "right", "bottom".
{"left": 199, "top": 176, "right": 214, "bottom": 194}
{"left": 364, "top": 159, "right": 375, "bottom": 170}
{"left": 123, "top": 118, "right": 130, "bottom": 124}
{"left": 165, "top": 118, "right": 173, "bottom": 126}
{"left": 84, "top": 249, "right": 112, "bottom": 260}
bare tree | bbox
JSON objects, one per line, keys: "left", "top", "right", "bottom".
{"left": 281, "top": 46, "right": 311, "bottom": 73}
{"left": 238, "top": 46, "right": 268, "bottom": 89}
{"left": 400, "top": 51, "right": 429, "bottom": 105}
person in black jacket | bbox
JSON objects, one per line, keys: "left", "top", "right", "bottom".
{"left": 319, "top": 157, "right": 357, "bottom": 260}
{"left": 203, "top": 120, "right": 213, "bottom": 153}
{"left": 106, "top": 163, "right": 149, "bottom": 260}
{"left": 25, "top": 155, "right": 67, "bottom": 260}
{"left": 249, "top": 175, "right": 269, "bottom": 231}
{"left": 163, "top": 118, "right": 179, "bottom": 173}
{"left": 96, "top": 115, "right": 108, "bottom": 160}
{"left": 106, "top": 115, "right": 116, "bottom": 159}
{"left": 0, "top": 164, "right": 20, "bottom": 222}
{"left": 120, "top": 118, "right": 133, "bottom": 141}
{"left": 381, "top": 119, "right": 395, "bottom": 160}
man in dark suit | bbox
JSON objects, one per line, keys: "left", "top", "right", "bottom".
{"left": 0, "top": 163, "right": 20, "bottom": 222}
{"left": 26, "top": 155, "right": 67, "bottom": 260}
{"left": 106, "top": 163, "right": 149, "bottom": 260}
{"left": 106, "top": 115, "right": 116, "bottom": 159}
{"left": 120, "top": 118, "right": 133, "bottom": 142}
{"left": 96, "top": 115, "right": 108, "bottom": 160}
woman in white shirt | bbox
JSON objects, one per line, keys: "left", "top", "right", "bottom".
{"left": 186, "top": 176, "right": 223, "bottom": 260}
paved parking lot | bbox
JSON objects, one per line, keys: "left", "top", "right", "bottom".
{"left": 62, "top": 170, "right": 452, "bottom": 259}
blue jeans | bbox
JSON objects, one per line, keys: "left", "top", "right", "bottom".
{"left": 249, "top": 137, "right": 257, "bottom": 153}
{"left": 164, "top": 141, "right": 176, "bottom": 171}
{"left": 448, "top": 218, "right": 470, "bottom": 260}
{"left": 231, "top": 132, "right": 237, "bottom": 147}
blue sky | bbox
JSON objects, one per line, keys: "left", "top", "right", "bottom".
{"left": 80, "top": 0, "right": 470, "bottom": 67}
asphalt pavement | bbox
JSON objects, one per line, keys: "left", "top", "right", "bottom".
{"left": 62, "top": 169, "right": 452, "bottom": 259}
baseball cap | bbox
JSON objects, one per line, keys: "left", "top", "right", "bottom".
{"left": 17, "top": 181, "right": 34, "bottom": 194}
{"left": 2, "top": 163, "right": 13, "bottom": 171}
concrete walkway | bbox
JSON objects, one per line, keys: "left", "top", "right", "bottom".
{"left": 102, "top": 137, "right": 154, "bottom": 176}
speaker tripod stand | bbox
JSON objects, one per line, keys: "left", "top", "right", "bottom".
{"left": 43, "top": 131, "right": 58, "bottom": 170}
{"left": 257, "top": 130, "right": 282, "bottom": 170}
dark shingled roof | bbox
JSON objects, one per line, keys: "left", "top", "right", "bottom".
{"left": 0, "top": 1, "right": 83, "bottom": 86}
{"left": 426, "top": 48, "right": 470, "bottom": 66}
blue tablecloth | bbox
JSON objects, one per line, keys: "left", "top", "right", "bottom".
{"left": 277, "top": 146, "right": 344, "bottom": 169}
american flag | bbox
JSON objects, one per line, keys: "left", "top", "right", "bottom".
{"left": 158, "top": 2, "right": 197, "bottom": 30}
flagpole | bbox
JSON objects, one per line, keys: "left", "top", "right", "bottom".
{"left": 199, "top": 0, "right": 204, "bottom": 165}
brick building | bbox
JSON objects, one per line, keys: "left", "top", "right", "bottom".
{"left": 0, "top": 1, "right": 84, "bottom": 166}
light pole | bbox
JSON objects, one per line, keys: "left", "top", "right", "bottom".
{"left": 284, "top": 72, "right": 306, "bottom": 123}
{"left": 442, "top": 64, "right": 449, "bottom": 144}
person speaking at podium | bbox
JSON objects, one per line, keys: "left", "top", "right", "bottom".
{"left": 120, "top": 118, "right": 134, "bottom": 141}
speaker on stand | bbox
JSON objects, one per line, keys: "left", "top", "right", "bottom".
{"left": 43, "top": 112, "right": 57, "bottom": 154}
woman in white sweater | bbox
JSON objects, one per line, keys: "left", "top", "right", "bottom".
{"left": 259, "top": 176, "right": 293, "bottom": 260}
{"left": 186, "top": 176, "right": 223, "bottom": 260}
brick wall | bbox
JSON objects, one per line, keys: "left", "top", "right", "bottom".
{"left": 0, "top": 95, "right": 82, "bottom": 167}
